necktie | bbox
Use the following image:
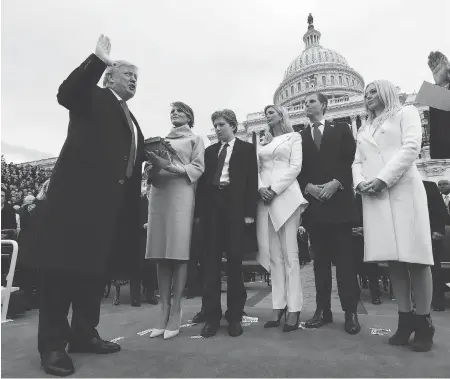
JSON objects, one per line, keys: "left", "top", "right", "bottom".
{"left": 119, "top": 100, "right": 137, "bottom": 178}
{"left": 313, "top": 123, "right": 322, "bottom": 150}
{"left": 212, "top": 143, "right": 229, "bottom": 185}
{"left": 444, "top": 195, "right": 450, "bottom": 215}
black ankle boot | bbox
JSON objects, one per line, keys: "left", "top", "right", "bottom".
{"left": 411, "top": 314, "right": 434, "bottom": 352}
{"left": 388, "top": 311, "right": 414, "bottom": 346}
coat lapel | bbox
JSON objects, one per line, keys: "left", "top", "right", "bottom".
{"left": 359, "top": 124, "right": 379, "bottom": 148}
{"left": 270, "top": 133, "right": 291, "bottom": 158}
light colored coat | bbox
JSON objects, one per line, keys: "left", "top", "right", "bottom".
{"left": 256, "top": 132, "right": 309, "bottom": 270}
{"left": 352, "top": 105, "right": 433, "bottom": 265}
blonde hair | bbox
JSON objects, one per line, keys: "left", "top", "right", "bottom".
{"left": 103, "top": 61, "right": 138, "bottom": 87}
{"left": 264, "top": 105, "right": 294, "bottom": 135}
{"left": 364, "top": 80, "right": 401, "bottom": 130}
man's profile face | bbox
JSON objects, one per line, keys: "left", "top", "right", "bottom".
{"left": 438, "top": 180, "right": 450, "bottom": 195}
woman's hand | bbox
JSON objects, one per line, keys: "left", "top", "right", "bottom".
{"left": 361, "top": 178, "right": 387, "bottom": 196}
{"left": 259, "top": 187, "right": 275, "bottom": 203}
{"left": 147, "top": 152, "right": 171, "bottom": 170}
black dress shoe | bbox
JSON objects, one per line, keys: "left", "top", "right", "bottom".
{"left": 304, "top": 309, "right": 333, "bottom": 329}
{"left": 192, "top": 310, "right": 207, "bottom": 324}
{"left": 145, "top": 293, "right": 158, "bottom": 305}
{"left": 131, "top": 299, "right": 141, "bottom": 307}
{"left": 372, "top": 297, "right": 382, "bottom": 305}
{"left": 201, "top": 321, "right": 220, "bottom": 338}
{"left": 41, "top": 349, "right": 74, "bottom": 377}
{"left": 344, "top": 312, "right": 361, "bottom": 335}
{"left": 68, "top": 337, "right": 121, "bottom": 354}
{"left": 228, "top": 322, "right": 243, "bottom": 337}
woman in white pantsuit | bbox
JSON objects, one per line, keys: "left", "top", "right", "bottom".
{"left": 353, "top": 80, "right": 435, "bottom": 352}
{"left": 256, "top": 105, "right": 308, "bottom": 332}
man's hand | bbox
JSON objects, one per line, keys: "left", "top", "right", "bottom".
{"left": 305, "top": 183, "right": 325, "bottom": 203}
{"left": 428, "top": 51, "right": 450, "bottom": 87}
{"left": 318, "top": 180, "right": 340, "bottom": 201}
{"left": 432, "top": 232, "right": 444, "bottom": 241}
{"left": 244, "top": 217, "right": 254, "bottom": 224}
{"left": 362, "top": 178, "right": 387, "bottom": 196}
{"left": 95, "top": 34, "right": 114, "bottom": 66}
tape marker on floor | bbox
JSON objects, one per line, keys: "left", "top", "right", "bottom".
{"left": 110, "top": 337, "right": 124, "bottom": 343}
{"left": 137, "top": 329, "right": 154, "bottom": 336}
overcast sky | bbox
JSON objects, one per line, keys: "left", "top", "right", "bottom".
{"left": 1, "top": 0, "right": 449, "bottom": 163}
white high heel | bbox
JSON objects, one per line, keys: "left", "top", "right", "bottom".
{"left": 150, "top": 305, "right": 171, "bottom": 338}
{"left": 164, "top": 309, "right": 183, "bottom": 340}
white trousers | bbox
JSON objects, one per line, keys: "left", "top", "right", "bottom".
{"left": 268, "top": 207, "right": 303, "bottom": 312}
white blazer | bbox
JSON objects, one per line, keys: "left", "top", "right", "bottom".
{"left": 352, "top": 105, "right": 433, "bottom": 265}
{"left": 256, "top": 132, "right": 309, "bottom": 270}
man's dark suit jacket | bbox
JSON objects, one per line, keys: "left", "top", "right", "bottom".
{"left": 429, "top": 85, "right": 450, "bottom": 159}
{"left": 297, "top": 120, "right": 358, "bottom": 229}
{"left": 423, "top": 180, "right": 448, "bottom": 235}
{"left": 21, "top": 54, "right": 145, "bottom": 278}
{"left": 196, "top": 138, "right": 258, "bottom": 255}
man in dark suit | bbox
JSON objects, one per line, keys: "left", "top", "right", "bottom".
{"left": 21, "top": 35, "right": 145, "bottom": 377}
{"left": 195, "top": 109, "right": 258, "bottom": 338}
{"left": 297, "top": 92, "right": 361, "bottom": 335}
{"left": 427, "top": 51, "right": 450, "bottom": 159}
{"left": 423, "top": 180, "right": 448, "bottom": 311}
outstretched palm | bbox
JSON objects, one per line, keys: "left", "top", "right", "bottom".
{"left": 428, "top": 51, "right": 450, "bottom": 86}
{"left": 95, "top": 34, "right": 113, "bottom": 66}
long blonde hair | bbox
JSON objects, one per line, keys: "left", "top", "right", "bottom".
{"left": 264, "top": 105, "right": 294, "bottom": 135}
{"left": 364, "top": 80, "right": 402, "bottom": 131}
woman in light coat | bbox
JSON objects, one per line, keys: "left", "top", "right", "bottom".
{"left": 353, "top": 80, "right": 434, "bottom": 352}
{"left": 256, "top": 105, "right": 308, "bottom": 332}
{"left": 146, "top": 102, "right": 205, "bottom": 340}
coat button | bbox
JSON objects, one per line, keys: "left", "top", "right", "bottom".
{"left": 123, "top": 156, "right": 128, "bottom": 161}
{"left": 119, "top": 180, "right": 124, "bottom": 184}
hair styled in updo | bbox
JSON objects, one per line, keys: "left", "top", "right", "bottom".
{"left": 211, "top": 109, "right": 238, "bottom": 134}
{"left": 171, "top": 101, "right": 195, "bottom": 128}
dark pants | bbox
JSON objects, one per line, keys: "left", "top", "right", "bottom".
{"left": 431, "top": 239, "right": 445, "bottom": 308}
{"left": 38, "top": 270, "right": 104, "bottom": 354}
{"left": 187, "top": 221, "right": 204, "bottom": 295}
{"left": 352, "top": 234, "right": 381, "bottom": 298}
{"left": 308, "top": 224, "right": 360, "bottom": 312}
{"left": 202, "top": 186, "right": 246, "bottom": 323}
{"left": 142, "top": 259, "right": 158, "bottom": 293}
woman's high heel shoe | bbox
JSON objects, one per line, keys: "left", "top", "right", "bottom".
{"left": 164, "top": 309, "right": 183, "bottom": 340}
{"left": 150, "top": 305, "right": 171, "bottom": 338}
{"left": 264, "top": 306, "right": 288, "bottom": 328}
{"left": 283, "top": 312, "right": 300, "bottom": 333}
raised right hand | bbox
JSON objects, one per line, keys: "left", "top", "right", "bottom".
{"left": 95, "top": 34, "right": 113, "bottom": 66}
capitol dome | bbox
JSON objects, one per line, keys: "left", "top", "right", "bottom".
{"left": 274, "top": 14, "right": 365, "bottom": 108}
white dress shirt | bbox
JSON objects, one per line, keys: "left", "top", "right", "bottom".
{"left": 109, "top": 89, "right": 138, "bottom": 163}
{"left": 218, "top": 137, "right": 236, "bottom": 184}
{"left": 443, "top": 194, "right": 450, "bottom": 212}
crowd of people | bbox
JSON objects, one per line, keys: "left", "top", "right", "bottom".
{"left": 1, "top": 34, "right": 449, "bottom": 378}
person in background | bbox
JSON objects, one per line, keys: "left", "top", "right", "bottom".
{"left": 256, "top": 105, "right": 308, "bottom": 332}
{"left": 353, "top": 79, "right": 435, "bottom": 352}
{"left": 427, "top": 51, "right": 450, "bottom": 159}
{"left": 438, "top": 180, "right": 450, "bottom": 218}
{"left": 422, "top": 180, "right": 448, "bottom": 312}
{"left": 146, "top": 102, "right": 205, "bottom": 340}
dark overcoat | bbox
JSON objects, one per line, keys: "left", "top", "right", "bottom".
{"left": 297, "top": 120, "right": 358, "bottom": 229}
{"left": 21, "top": 54, "right": 145, "bottom": 278}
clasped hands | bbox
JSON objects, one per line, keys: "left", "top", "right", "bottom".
{"left": 259, "top": 187, "right": 277, "bottom": 205}
{"left": 356, "top": 178, "right": 387, "bottom": 196}
{"left": 306, "top": 180, "right": 341, "bottom": 203}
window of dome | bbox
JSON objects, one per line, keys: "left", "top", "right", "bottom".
{"left": 352, "top": 79, "right": 355, "bottom": 86}
{"left": 291, "top": 86, "right": 294, "bottom": 95}
{"left": 298, "top": 82, "right": 302, "bottom": 91}
{"left": 331, "top": 76, "right": 335, "bottom": 85}
{"left": 322, "top": 76, "right": 326, "bottom": 86}
{"left": 339, "top": 76, "right": 342, "bottom": 85}
{"left": 285, "top": 89, "right": 288, "bottom": 98}
{"left": 346, "top": 77, "right": 349, "bottom": 85}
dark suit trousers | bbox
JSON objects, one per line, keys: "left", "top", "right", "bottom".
{"left": 38, "top": 270, "right": 104, "bottom": 354}
{"left": 202, "top": 186, "right": 246, "bottom": 323}
{"left": 352, "top": 234, "right": 381, "bottom": 297}
{"left": 187, "top": 221, "right": 205, "bottom": 295}
{"left": 309, "top": 224, "right": 360, "bottom": 312}
{"left": 431, "top": 239, "right": 445, "bottom": 307}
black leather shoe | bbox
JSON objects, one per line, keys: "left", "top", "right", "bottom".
{"left": 131, "top": 299, "right": 141, "bottom": 307}
{"left": 344, "top": 312, "right": 361, "bottom": 335}
{"left": 145, "top": 293, "right": 158, "bottom": 305}
{"left": 304, "top": 309, "right": 333, "bottom": 329}
{"left": 228, "top": 322, "right": 243, "bottom": 337}
{"left": 68, "top": 337, "right": 121, "bottom": 354}
{"left": 192, "top": 310, "right": 207, "bottom": 324}
{"left": 41, "top": 349, "right": 74, "bottom": 377}
{"left": 372, "top": 297, "right": 382, "bottom": 305}
{"left": 201, "top": 321, "right": 220, "bottom": 338}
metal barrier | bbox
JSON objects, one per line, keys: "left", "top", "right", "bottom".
{"left": 1, "top": 240, "right": 19, "bottom": 323}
